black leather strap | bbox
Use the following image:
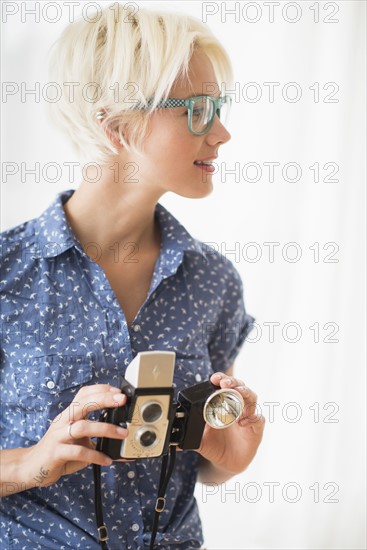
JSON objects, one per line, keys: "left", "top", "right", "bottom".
{"left": 93, "top": 446, "right": 177, "bottom": 550}
{"left": 149, "top": 446, "right": 177, "bottom": 550}
{"left": 93, "top": 463, "right": 109, "bottom": 550}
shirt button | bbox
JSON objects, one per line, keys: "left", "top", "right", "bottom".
{"left": 133, "top": 324, "right": 141, "bottom": 333}
{"left": 46, "top": 380, "right": 55, "bottom": 390}
{"left": 131, "top": 523, "right": 139, "bottom": 532}
{"left": 195, "top": 374, "right": 202, "bottom": 382}
{"left": 127, "top": 470, "right": 135, "bottom": 479}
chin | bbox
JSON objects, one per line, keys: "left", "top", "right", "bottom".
{"left": 179, "top": 175, "right": 214, "bottom": 199}
{"left": 179, "top": 184, "right": 213, "bottom": 200}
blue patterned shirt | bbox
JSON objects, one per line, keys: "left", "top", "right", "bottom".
{"left": 0, "top": 190, "right": 253, "bottom": 549}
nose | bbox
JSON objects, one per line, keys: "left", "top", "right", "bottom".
{"left": 205, "top": 114, "right": 231, "bottom": 146}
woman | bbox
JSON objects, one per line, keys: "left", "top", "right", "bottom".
{"left": 0, "top": 3, "right": 265, "bottom": 549}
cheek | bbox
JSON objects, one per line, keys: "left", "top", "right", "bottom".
{"left": 147, "top": 141, "right": 195, "bottom": 174}
{"left": 145, "top": 115, "right": 196, "bottom": 164}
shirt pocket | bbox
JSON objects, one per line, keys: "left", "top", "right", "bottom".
{"left": 14, "top": 354, "right": 93, "bottom": 442}
{"left": 173, "top": 350, "right": 213, "bottom": 395}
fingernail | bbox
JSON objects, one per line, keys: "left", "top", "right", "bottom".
{"left": 116, "top": 426, "right": 127, "bottom": 435}
{"left": 113, "top": 393, "right": 125, "bottom": 403}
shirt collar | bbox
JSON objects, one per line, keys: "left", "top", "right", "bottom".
{"left": 32, "top": 189, "right": 206, "bottom": 261}
{"left": 32, "top": 189, "right": 81, "bottom": 258}
{"left": 155, "top": 202, "right": 205, "bottom": 258}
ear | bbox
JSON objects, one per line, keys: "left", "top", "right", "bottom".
{"left": 96, "top": 109, "right": 123, "bottom": 148}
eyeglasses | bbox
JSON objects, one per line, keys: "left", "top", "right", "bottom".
{"left": 96, "top": 95, "right": 232, "bottom": 136}
{"left": 147, "top": 95, "right": 232, "bottom": 135}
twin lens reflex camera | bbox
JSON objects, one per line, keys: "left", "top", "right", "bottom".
{"left": 98, "top": 351, "right": 244, "bottom": 459}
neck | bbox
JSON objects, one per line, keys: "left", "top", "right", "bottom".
{"left": 63, "top": 177, "right": 164, "bottom": 264}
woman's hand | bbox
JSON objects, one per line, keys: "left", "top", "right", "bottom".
{"left": 17, "top": 384, "right": 128, "bottom": 491}
{"left": 197, "top": 372, "right": 265, "bottom": 478}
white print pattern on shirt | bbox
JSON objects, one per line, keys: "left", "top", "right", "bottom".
{"left": 0, "top": 189, "right": 254, "bottom": 549}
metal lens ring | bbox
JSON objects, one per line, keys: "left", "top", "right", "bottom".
{"left": 203, "top": 388, "right": 244, "bottom": 429}
{"left": 141, "top": 401, "right": 163, "bottom": 423}
{"left": 136, "top": 427, "right": 158, "bottom": 448}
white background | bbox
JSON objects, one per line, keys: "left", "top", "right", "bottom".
{"left": 1, "top": 1, "right": 366, "bottom": 549}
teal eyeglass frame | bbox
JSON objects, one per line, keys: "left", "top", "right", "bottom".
{"left": 147, "top": 95, "right": 232, "bottom": 135}
{"left": 96, "top": 95, "right": 232, "bottom": 136}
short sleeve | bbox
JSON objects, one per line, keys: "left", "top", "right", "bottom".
{"left": 207, "top": 262, "right": 255, "bottom": 373}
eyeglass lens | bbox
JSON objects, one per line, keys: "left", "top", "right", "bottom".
{"left": 191, "top": 97, "right": 230, "bottom": 133}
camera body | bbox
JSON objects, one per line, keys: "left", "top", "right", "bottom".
{"left": 98, "top": 351, "right": 243, "bottom": 460}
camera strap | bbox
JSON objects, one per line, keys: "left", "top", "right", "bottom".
{"left": 93, "top": 445, "right": 177, "bottom": 550}
{"left": 150, "top": 445, "right": 177, "bottom": 550}
{"left": 93, "top": 463, "right": 109, "bottom": 550}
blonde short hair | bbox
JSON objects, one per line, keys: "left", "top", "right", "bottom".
{"left": 48, "top": 2, "right": 233, "bottom": 164}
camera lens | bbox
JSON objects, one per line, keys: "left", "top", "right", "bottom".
{"left": 141, "top": 402, "right": 162, "bottom": 423}
{"left": 139, "top": 429, "right": 157, "bottom": 448}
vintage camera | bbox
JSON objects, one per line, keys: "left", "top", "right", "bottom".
{"left": 98, "top": 351, "right": 244, "bottom": 460}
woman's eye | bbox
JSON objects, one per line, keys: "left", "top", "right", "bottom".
{"left": 192, "top": 108, "right": 204, "bottom": 117}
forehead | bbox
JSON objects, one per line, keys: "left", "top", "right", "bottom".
{"left": 170, "top": 49, "right": 219, "bottom": 98}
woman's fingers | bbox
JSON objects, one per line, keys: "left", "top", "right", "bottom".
{"left": 73, "top": 384, "right": 122, "bottom": 397}
{"left": 211, "top": 372, "right": 245, "bottom": 389}
{"left": 57, "top": 443, "right": 114, "bottom": 467}
{"left": 237, "top": 385, "right": 258, "bottom": 419}
{"left": 64, "top": 419, "right": 128, "bottom": 442}
{"left": 60, "top": 385, "right": 126, "bottom": 424}
{"left": 210, "top": 372, "right": 260, "bottom": 424}
{"left": 238, "top": 413, "right": 266, "bottom": 434}
{"left": 25, "top": 384, "right": 130, "bottom": 487}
